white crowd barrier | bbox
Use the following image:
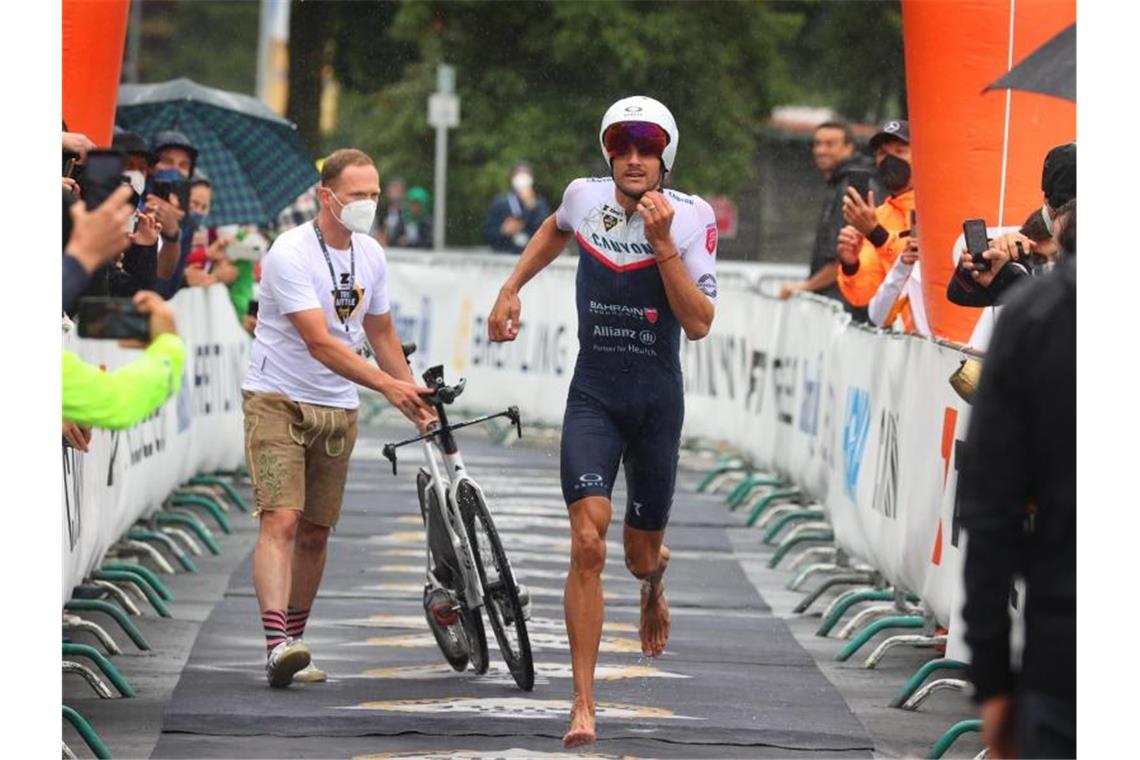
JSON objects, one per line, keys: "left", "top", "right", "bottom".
{"left": 385, "top": 249, "right": 973, "bottom": 658}
{"left": 61, "top": 286, "right": 249, "bottom": 606}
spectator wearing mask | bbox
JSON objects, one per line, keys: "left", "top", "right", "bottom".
{"left": 483, "top": 162, "right": 550, "bottom": 254}
{"left": 836, "top": 120, "right": 925, "bottom": 334}
{"left": 376, "top": 176, "right": 406, "bottom": 246}
{"left": 781, "top": 121, "right": 876, "bottom": 316}
{"left": 184, "top": 173, "right": 240, "bottom": 289}
{"left": 958, "top": 200, "right": 1075, "bottom": 759}
{"left": 396, "top": 186, "right": 433, "bottom": 249}
{"left": 147, "top": 129, "right": 201, "bottom": 297}
{"left": 106, "top": 129, "right": 163, "bottom": 298}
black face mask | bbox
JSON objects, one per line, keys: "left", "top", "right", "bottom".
{"left": 877, "top": 153, "right": 912, "bottom": 195}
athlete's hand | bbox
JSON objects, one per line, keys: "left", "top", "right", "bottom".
{"left": 637, "top": 190, "right": 675, "bottom": 253}
{"left": 381, "top": 378, "right": 436, "bottom": 428}
{"left": 488, "top": 286, "right": 521, "bottom": 342}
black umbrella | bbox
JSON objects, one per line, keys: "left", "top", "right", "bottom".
{"left": 116, "top": 78, "right": 319, "bottom": 226}
{"left": 985, "top": 23, "right": 1075, "bottom": 102}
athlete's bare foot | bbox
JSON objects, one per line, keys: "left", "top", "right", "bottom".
{"left": 639, "top": 546, "right": 671, "bottom": 657}
{"left": 562, "top": 696, "right": 597, "bottom": 748}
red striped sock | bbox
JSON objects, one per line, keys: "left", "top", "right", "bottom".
{"left": 262, "top": 609, "right": 288, "bottom": 653}
{"left": 286, "top": 607, "right": 310, "bottom": 640}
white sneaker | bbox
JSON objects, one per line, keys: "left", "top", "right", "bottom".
{"left": 265, "top": 638, "right": 310, "bottom": 688}
{"left": 292, "top": 642, "right": 327, "bottom": 683}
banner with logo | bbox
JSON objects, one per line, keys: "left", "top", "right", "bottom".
{"left": 62, "top": 287, "right": 248, "bottom": 604}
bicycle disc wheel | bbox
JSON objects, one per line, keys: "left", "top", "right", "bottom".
{"left": 417, "top": 470, "right": 471, "bottom": 672}
{"left": 458, "top": 481, "right": 535, "bottom": 691}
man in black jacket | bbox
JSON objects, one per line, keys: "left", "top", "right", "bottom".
{"left": 958, "top": 201, "right": 1076, "bottom": 758}
{"left": 781, "top": 121, "right": 875, "bottom": 319}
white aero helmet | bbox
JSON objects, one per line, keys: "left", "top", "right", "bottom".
{"left": 598, "top": 95, "right": 679, "bottom": 172}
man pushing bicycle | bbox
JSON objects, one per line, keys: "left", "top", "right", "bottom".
{"left": 488, "top": 96, "right": 718, "bottom": 748}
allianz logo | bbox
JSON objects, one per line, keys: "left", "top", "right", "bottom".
{"left": 593, "top": 325, "right": 657, "bottom": 346}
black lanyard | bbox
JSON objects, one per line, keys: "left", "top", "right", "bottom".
{"left": 312, "top": 220, "right": 355, "bottom": 332}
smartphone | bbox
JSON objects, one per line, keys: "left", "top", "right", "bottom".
{"left": 962, "top": 218, "right": 991, "bottom": 272}
{"left": 848, "top": 169, "right": 872, "bottom": 202}
{"left": 82, "top": 150, "right": 127, "bottom": 210}
{"left": 75, "top": 297, "right": 150, "bottom": 341}
{"left": 152, "top": 178, "right": 191, "bottom": 210}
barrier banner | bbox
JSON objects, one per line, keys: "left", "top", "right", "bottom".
{"left": 61, "top": 287, "right": 248, "bottom": 604}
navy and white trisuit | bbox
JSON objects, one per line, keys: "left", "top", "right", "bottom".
{"left": 555, "top": 177, "right": 718, "bottom": 531}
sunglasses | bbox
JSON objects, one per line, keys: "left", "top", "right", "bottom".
{"left": 603, "top": 122, "right": 669, "bottom": 160}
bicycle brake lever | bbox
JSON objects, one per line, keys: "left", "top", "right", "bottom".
{"left": 508, "top": 405, "right": 523, "bottom": 439}
{"left": 381, "top": 443, "right": 398, "bottom": 476}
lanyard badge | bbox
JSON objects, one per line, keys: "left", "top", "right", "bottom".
{"left": 313, "top": 221, "right": 363, "bottom": 332}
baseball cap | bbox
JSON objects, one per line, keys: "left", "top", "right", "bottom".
{"left": 150, "top": 129, "right": 199, "bottom": 167}
{"left": 111, "top": 129, "right": 150, "bottom": 158}
{"left": 869, "top": 120, "right": 910, "bottom": 150}
{"left": 1041, "top": 142, "right": 1076, "bottom": 209}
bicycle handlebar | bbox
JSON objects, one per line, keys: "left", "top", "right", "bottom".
{"left": 381, "top": 405, "right": 522, "bottom": 476}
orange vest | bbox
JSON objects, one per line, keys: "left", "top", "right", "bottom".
{"left": 838, "top": 189, "right": 916, "bottom": 328}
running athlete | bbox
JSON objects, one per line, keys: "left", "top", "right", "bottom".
{"left": 487, "top": 96, "right": 717, "bottom": 748}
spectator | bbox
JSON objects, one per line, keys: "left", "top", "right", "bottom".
{"left": 184, "top": 173, "right": 240, "bottom": 289}
{"left": 958, "top": 200, "right": 1075, "bottom": 759}
{"left": 835, "top": 119, "right": 925, "bottom": 334}
{"left": 62, "top": 127, "right": 95, "bottom": 198}
{"left": 396, "top": 186, "right": 433, "bottom": 248}
{"left": 951, "top": 143, "right": 1076, "bottom": 351}
{"left": 63, "top": 291, "right": 186, "bottom": 430}
{"left": 376, "top": 176, "right": 406, "bottom": 246}
{"left": 63, "top": 184, "right": 137, "bottom": 313}
{"left": 147, "top": 129, "right": 201, "bottom": 297}
{"left": 781, "top": 121, "right": 876, "bottom": 317}
{"left": 482, "top": 161, "right": 550, "bottom": 253}
{"left": 101, "top": 129, "right": 164, "bottom": 298}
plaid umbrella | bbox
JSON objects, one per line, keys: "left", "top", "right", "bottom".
{"left": 116, "top": 78, "right": 319, "bottom": 226}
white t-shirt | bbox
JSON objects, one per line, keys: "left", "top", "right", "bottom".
{"left": 242, "top": 222, "right": 391, "bottom": 409}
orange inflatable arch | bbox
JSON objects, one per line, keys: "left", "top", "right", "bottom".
{"left": 902, "top": 0, "right": 1075, "bottom": 344}
{"left": 62, "top": 0, "right": 130, "bottom": 146}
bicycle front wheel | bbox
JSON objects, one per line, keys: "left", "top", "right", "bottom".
{"left": 458, "top": 481, "right": 535, "bottom": 691}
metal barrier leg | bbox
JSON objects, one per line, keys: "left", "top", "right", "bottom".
{"left": 905, "top": 678, "right": 970, "bottom": 712}
{"left": 92, "top": 570, "right": 171, "bottom": 617}
{"left": 834, "top": 615, "right": 925, "bottom": 662}
{"left": 788, "top": 561, "right": 843, "bottom": 591}
{"left": 63, "top": 740, "right": 78, "bottom": 759}
{"left": 697, "top": 463, "right": 750, "bottom": 493}
{"left": 927, "top": 718, "right": 982, "bottom": 758}
{"left": 169, "top": 493, "right": 232, "bottom": 534}
{"left": 838, "top": 603, "right": 899, "bottom": 639}
{"left": 793, "top": 572, "right": 879, "bottom": 614}
{"left": 726, "top": 476, "right": 783, "bottom": 509}
{"left": 98, "top": 562, "right": 174, "bottom": 601}
{"left": 747, "top": 488, "right": 803, "bottom": 527}
{"left": 754, "top": 502, "right": 803, "bottom": 532}
{"left": 188, "top": 474, "right": 249, "bottom": 512}
{"left": 768, "top": 530, "right": 833, "bottom": 569}
{"left": 62, "top": 661, "right": 115, "bottom": 699}
{"left": 61, "top": 643, "right": 136, "bottom": 697}
{"left": 161, "top": 526, "right": 205, "bottom": 558}
{"left": 63, "top": 600, "right": 151, "bottom": 651}
{"left": 864, "top": 633, "right": 946, "bottom": 669}
{"left": 62, "top": 614, "right": 121, "bottom": 656}
{"left": 787, "top": 546, "right": 839, "bottom": 574}
{"left": 90, "top": 580, "right": 142, "bottom": 616}
{"left": 62, "top": 705, "right": 112, "bottom": 759}
{"left": 155, "top": 512, "right": 221, "bottom": 554}
{"left": 890, "top": 659, "right": 970, "bottom": 708}
{"left": 114, "top": 539, "right": 176, "bottom": 574}
{"left": 126, "top": 528, "right": 197, "bottom": 571}
{"left": 763, "top": 509, "right": 827, "bottom": 544}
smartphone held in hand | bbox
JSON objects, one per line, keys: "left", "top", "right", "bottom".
{"left": 75, "top": 297, "right": 150, "bottom": 341}
{"left": 962, "top": 218, "right": 990, "bottom": 272}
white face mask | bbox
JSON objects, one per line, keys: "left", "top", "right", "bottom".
{"left": 328, "top": 191, "right": 377, "bottom": 235}
{"left": 1041, "top": 204, "right": 1055, "bottom": 236}
{"left": 123, "top": 170, "right": 147, "bottom": 197}
{"left": 511, "top": 172, "right": 534, "bottom": 193}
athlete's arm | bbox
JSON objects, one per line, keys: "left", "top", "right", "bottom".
{"left": 286, "top": 309, "right": 433, "bottom": 425}
{"left": 638, "top": 190, "right": 715, "bottom": 341}
{"left": 488, "top": 214, "right": 572, "bottom": 342}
